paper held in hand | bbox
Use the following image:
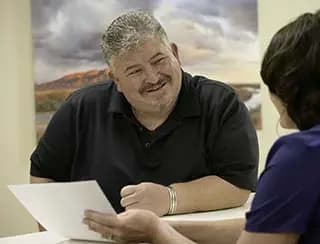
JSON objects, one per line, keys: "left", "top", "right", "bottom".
{"left": 8, "top": 180, "right": 116, "bottom": 243}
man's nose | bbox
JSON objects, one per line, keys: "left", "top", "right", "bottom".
{"left": 145, "top": 66, "right": 159, "bottom": 84}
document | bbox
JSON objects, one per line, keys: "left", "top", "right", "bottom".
{"left": 8, "top": 181, "right": 116, "bottom": 243}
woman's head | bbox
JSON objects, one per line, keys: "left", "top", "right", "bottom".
{"left": 261, "top": 10, "right": 320, "bottom": 130}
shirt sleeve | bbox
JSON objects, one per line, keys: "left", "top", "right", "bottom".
{"left": 30, "top": 97, "right": 76, "bottom": 181}
{"left": 245, "top": 139, "right": 320, "bottom": 233}
{"left": 208, "top": 90, "right": 259, "bottom": 191}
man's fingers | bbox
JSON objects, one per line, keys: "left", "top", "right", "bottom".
{"left": 120, "top": 185, "right": 137, "bottom": 197}
{"left": 125, "top": 202, "right": 145, "bottom": 210}
{"left": 121, "top": 193, "right": 139, "bottom": 208}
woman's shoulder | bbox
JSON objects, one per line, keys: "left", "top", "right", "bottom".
{"left": 280, "top": 124, "right": 320, "bottom": 144}
{"left": 266, "top": 125, "right": 320, "bottom": 168}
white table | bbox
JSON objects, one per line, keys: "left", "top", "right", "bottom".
{"left": 0, "top": 232, "right": 114, "bottom": 244}
{"left": 0, "top": 194, "right": 253, "bottom": 243}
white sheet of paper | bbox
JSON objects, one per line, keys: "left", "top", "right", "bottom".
{"left": 8, "top": 181, "right": 116, "bottom": 242}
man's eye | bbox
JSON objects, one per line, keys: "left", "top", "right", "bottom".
{"left": 128, "top": 69, "right": 142, "bottom": 76}
{"left": 154, "top": 57, "right": 165, "bottom": 64}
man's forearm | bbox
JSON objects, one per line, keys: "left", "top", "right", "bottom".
{"left": 171, "top": 176, "right": 249, "bottom": 214}
{"left": 30, "top": 175, "right": 55, "bottom": 184}
{"left": 170, "top": 218, "right": 245, "bottom": 244}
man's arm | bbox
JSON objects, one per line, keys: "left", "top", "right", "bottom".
{"left": 30, "top": 175, "right": 55, "bottom": 231}
{"left": 30, "top": 176, "right": 54, "bottom": 184}
{"left": 171, "top": 176, "right": 249, "bottom": 214}
{"left": 120, "top": 176, "right": 249, "bottom": 216}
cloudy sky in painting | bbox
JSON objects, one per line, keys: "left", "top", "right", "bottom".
{"left": 31, "top": 0, "right": 259, "bottom": 84}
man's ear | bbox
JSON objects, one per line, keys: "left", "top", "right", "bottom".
{"left": 104, "top": 68, "right": 111, "bottom": 80}
{"left": 108, "top": 71, "right": 122, "bottom": 92}
{"left": 170, "top": 42, "right": 181, "bottom": 65}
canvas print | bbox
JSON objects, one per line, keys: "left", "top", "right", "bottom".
{"left": 31, "top": 0, "right": 261, "bottom": 139}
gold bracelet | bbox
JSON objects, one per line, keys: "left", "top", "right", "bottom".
{"left": 167, "top": 185, "right": 177, "bottom": 215}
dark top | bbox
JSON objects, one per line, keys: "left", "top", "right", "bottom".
{"left": 245, "top": 125, "right": 320, "bottom": 244}
{"left": 31, "top": 71, "right": 259, "bottom": 213}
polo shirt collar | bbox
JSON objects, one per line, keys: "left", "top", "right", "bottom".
{"left": 107, "top": 83, "right": 132, "bottom": 115}
{"left": 107, "top": 70, "right": 201, "bottom": 119}
{"left": 173, "top": 70, "right": 201, "bottom": 119}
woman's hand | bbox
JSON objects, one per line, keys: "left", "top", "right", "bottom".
{"left": 83, "top": 208, "right": 163, "bottom": 243}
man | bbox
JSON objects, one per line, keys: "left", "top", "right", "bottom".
{"left": 30, "top": 11, "right": 258, "bottom": 218}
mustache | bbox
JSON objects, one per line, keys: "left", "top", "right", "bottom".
{"left": 139, "top": 78, "right": 169, "bottom": 93}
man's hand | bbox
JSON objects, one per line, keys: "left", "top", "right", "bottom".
{"left": 120, "top": 182, "right": 170, "bottom": 216}
{"left": 83, "top": 209, "right": 163, "bottom": 243}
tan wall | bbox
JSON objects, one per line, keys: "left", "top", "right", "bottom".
{"left": 0, "top": 0, "right": 37, "bottom": 236}
{"left": 0, "top": 0, "right": 319, "bottom": 237}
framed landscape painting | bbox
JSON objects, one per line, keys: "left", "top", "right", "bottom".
{"left": 31, "top": 0, "right": 260, "bottom": 139}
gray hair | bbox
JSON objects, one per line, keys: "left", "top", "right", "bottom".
{"left": 100, "top": 10, "right": 169, "bottom": 66}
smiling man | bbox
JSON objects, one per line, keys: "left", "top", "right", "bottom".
{"left": 30, "top": 11, "right": 258, "bottom": 222}
{"left": 108, "top": 36, "right": 182, "bottom": 131}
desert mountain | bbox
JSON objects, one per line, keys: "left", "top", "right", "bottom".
{"left": 35, "top": 69, "right": 109, "bottom": 91}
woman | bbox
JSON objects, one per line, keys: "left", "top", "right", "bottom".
{"left": 83, "top": 10, "right": 320, "bottom": 244}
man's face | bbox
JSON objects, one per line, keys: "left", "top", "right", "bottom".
{"left": 109, "top": 37, "right": 182, "bottom": 114}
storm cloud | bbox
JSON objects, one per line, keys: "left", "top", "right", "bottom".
{"left": 31, "top": 0, "right": 258, "bottom": 84}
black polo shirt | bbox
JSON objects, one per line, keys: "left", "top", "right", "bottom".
{"left": 31, "top": 71, "right": 259, "bottom": 213}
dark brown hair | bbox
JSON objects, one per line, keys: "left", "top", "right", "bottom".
{"left": 261, "top": 10, "right": 320, "bottom": 130}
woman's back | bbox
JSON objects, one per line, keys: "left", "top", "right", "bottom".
{"left": 246, "top": 124, "right": 320, "bottom": 243}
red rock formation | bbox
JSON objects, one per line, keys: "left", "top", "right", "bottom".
{"left": 35, "top": 68, "right": 109, "bottom": 91}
